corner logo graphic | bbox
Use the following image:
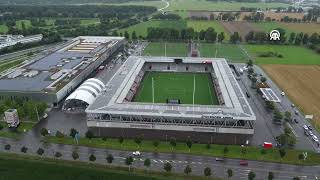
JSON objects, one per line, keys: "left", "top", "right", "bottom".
{"left": 270, "top": 30, "right": 280, "bottom": 41}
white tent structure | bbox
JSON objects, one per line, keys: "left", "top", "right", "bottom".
{"left": 63, "top": 78, "right": 104, "bottom": 111}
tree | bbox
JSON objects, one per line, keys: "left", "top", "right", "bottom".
{"left": 4, "top": 144, "right": 10, "bottom": 150}
{"left": 132, "top": 31, "right": 137, "bottom": 40}
{"left": 251, "top": 76, "right": 257, "bottom": 88}
{"left": 223, "top": 146, "right": 229, "bottom": 155}
{"left": 55, "top": 131, "right": 64, "bottom": 138}
{"left": 268, "top": 172, "right": 274, "bottom": 180}
{"left": 21, "top": 146, "right": 28, "bottom": 153}
{"left": 227, "top": 169, "right": 233, "bottom": 179}
{"left": 247, "top": 59, "right": 253, "bottom": 67}
{"left": 144, "top": 158, "right": 151, "bottom": 169}
{"left": 85, "top": 130, "right": 94, "bottom": 140}
{"left": 204, "top": 167, "right": 212, "bottom": 178}
{"left": 106, "top": 154, "right": 114, "bottom": 165}
{"left": 89, "top": 154, "right": 96, "bottom": 162}
{"left": 204, "top": 27, "right": 217, "bottom": 42}
{"left": 266, "top": 101, "right": 275, "bottom": 111}
{"left": 284, "top": 111, "right": 292, "bottom": 122}
{"left": 302, "top": 33, "right": 309, "bottom": 44}
{"left": 279, "top": 148, "right": 286, "bottom": 161}
{"left": 125, "top": 156, "right": 134, "bottom": 171}
{"left": 260, "top": 148, "right": 266, "bottom": 155}
{"left": 206, "top": 143, "right": 211, "bottom": 149}
{"left": 298, "top": 153, "right": 304, "bottom": 163}
{"left": 134, "top": 136, "right": 142, "bottom": 147}
{"left": 293, "top": 177, "right": 300, "bottom": 180}
{"left": 119, "top": 136, "right": 124, "bottom": 146}
{"left": 273, "top": 109, "right": 283, "bottom": 123}
{"left": 230, "top": 32, "right": 240, "bottom": 43}
{"left": 37, "top": 148, "right": 44, "bottom": 156}
{"left": 218, "top": 32, "right": 225, "bottom": 42}
{"left": 186, "top": 139, "right": 192, "bottom": 152}
{"left": 288, "top": 32, "right": 296, "bottom": 44}
{"left": 72, "top": 151, "right": 79, "bottom": 160}
{"left": 248, "top": 171, "right": 256, "bottom": 180}
{"left": 169, "top": 138, "right": 177, "bottom": 151}
{"left": 124, "top": 31, "right": 130, "bottom": 39}
{"left": 70, "top": 128, "right": 78, "bottom": 138}
{"left": 260, "top": 76, "right": 267, "bottom": 83}
{"left": 184, "top": 165, "right": 192, "bottom": 175}
{"left": 164, "top": 162, "right": 172, "bottom": 172}
{"left": 40, "top": 128, "right": 48, "bottom": 136}
{"left": 153, "top": 140, "right": 159, "bottom": 149}
{"left": 54, "top": 152, "right": 62, "bottom": 158}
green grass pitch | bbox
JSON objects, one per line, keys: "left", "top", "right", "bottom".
{"left": 134, "top": 72, "right": 219, "bottom": 105}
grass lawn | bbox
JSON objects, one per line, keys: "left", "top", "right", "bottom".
{"left": 45, "top": 136, "right": 320, "bottom": 165}
{"left": 199, "top": 43, "right": 250, "bottom": 62}
{"left": 80, "top": 18, "right": 100, "bottom": 26}
{"left": 16, "top": 20, "right": 32, "bottom": 30}
{"left": 0, "top": 59, "right": 25, "bottom": 73}
{"left": 244, "top": 44, "right": 320, "bottom": 65}
{"left": 186, "top": 20, "right": 229, "bottom": 40}
{"left": 120, "top": 20, "right": 187, "bottom": 38}
{"left": 0, "top": 121, "right": 36, "bottom": 139}
{"left": 0, "top": 153, "right": 221, "bottom": 180}
{"left": 0, "top": 24, "right": 9, "bottom": 33}
{"left": 253, "top": 21, "right": 292, "bottom": 35}
{"left": 143, "top": 42, "right": 188, "bottom": 57}
{"left": 134, "top": 72, "right": 218, "bottom": 105}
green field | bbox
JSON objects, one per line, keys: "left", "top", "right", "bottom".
{"left": 115, "top": 0, "right": 289, "bottom": 11}
{"left": 0, "top": 153, "right": 220, "bottom": 180}
{"left": 80, "top": 18, "right": 100, "bottom": 26}
{"left": 143, "top": 42, "right": 188, "bottom": 56}
{"left": 200, "top": 43, "right": 249, "bottom": 62}
{"left": 245, "top": 44, "right": 320, "bottom": 65}
{"left": 187, "top": 20, "right": 228, "bottom": 39}
{"left": 134, "top": 72, "right": 218, "bottom": 105}
{"left": 0, "top": 122, "right": 36, "bottom": 139}
{"left": 254, "top": 22, "right": 292, "bottom": 36}
{"left": 16, "top": 20, "right": 32, "bottom": 30}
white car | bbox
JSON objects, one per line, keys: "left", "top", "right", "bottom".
{"left": 132, "top": 151, "right": 141, "bottom": 156}
{"left": 281, "top": 92, "right": 285, "bottom": 96}
{"left": 303, "top": 125, "right": 309, "bottom": 131}
{"left": 312, "top": 135, "right": 319, "bottom": 142}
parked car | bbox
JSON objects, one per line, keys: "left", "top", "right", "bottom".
{"left": 309, "top": 131, "right": 314, "bottom": 137}
{"left": 246, "top": 92, "right": 250, "bottom": 98}
{"left": 303, "top": 125, "right": 309, "bottom": 131}
{"left": 239, "top": 160, "right": 248, "bottom": 166}
{"left": 307, "top": 125, "right": 313, "bottom": 131}
{"left": 312, "top": 135, "right": 319, "bottom": 143}
{"left": 132, "top": 151, "right": 141, "bottom": 156}
{"left": 291, "top": 104, "right": 295, "bottom": 108}
{"left": 294, "top": 118, "right": 298, "bottom": 123}
{"left": 294, "top": 110, "right": 299, "bottom": 115}
{"left": 304, "top": 131, "right": 310, "bottom": 136}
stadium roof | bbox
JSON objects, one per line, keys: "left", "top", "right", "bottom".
{"left": 86, "top": 56, "right": 256, "bottom": 121}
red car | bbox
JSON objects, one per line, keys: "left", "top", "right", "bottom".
{"left": 240, "top": 160, "right": 248, "bottom": 166}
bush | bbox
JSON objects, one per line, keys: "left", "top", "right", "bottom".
{"left": 0, "top": 123, "right": 3, "bottom": 130}
{"left": 40, "top": 128, "right": 48, "bottom": 136}
{"left": 21, "top": 146, "right": 28, "bottom": 153}
{"left": 4, "top": 144, "right": 11, "bottom": 150}
{"left": 55, "top": 131, "right": 64, "bottom": 138}
{"left": 72, "top": 151, "right": 79, "bottom": 160}
{"left": 54, "top": 152, "right": 62, "bottom": 158}
{"left": 102, "top": 137, "right": 107, "bottom": 141}
{"left": 37, "top": 148, "right": 44, "bottom": 155}
{"left": 89, "top": 154, "right": 96, "bottom": 162}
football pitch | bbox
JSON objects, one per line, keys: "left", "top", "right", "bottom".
{"left": 133, "top": 72, "right": 219, "bottom": 105}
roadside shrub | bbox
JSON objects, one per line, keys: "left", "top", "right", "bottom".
{"left": 21, "top": 146, "right": 28, "bottom": 153}
{"left": 37, "top": 148, "right": 44, "bottom": 155}
{"left": 54, "top": 152, "right": 62, "bottom": 158}
{"left": 55, "top": 131, "right": 64, "bottom": 138}
{"left": 4, "top": 144, "right": 11, "bottom": 150}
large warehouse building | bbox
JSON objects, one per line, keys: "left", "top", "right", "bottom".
{"left": 84, "top": 56, "right": 256, "bottom": 144}
{"left": 0, "top": 36, "right": 125, "bottom": 106}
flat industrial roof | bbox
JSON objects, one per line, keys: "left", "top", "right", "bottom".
{"left": 0, "top": 36, "right": 124, "bottom": 92}
{"left": 87, "top": 56, "right": 256, "bottom": 121}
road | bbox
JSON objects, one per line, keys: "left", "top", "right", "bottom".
{"left": 1, "top": 136, "right": 319, "bottom": 180}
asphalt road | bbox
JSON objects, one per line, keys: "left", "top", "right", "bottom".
{"left": 1, "top": 137, "right": 319, "bottom": 180}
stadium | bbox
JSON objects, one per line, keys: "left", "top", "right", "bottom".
{"left": 85, "top": 56, "right": 256, "bottom": 144}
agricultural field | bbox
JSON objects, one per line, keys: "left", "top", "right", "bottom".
{"left": 80, "top": 18, "right": 100, "bottom": 26}
{"left": 199, "top": 43, "right": 249, "bottom": 62}
{"left": 244, "top": 44, "right": 320, "bottom": 65}
{"left": 254, "top": 21, "right": 292, "bottom": 35}
{"left": 134, "top": 72, "right": 218, "bottom": 105}
{"left": 280, "top": 23, "right": 320, "bottom": 34}
{"left": 262, "top": 65, "right": 320, "bottom": 132}
{"left": 143, "top": 42, "right": 188, "bottom": 57}
{"left": 221, "top": 21, "right": 262, "bottom": 38}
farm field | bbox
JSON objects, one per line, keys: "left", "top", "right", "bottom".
{"left": 221, "top": 21, "right": 262, "bottom": 38}
{"left": 80, "top": 18, "right": 100, "bottom": 26}
{"left": 199, "top": 43, "right": 249, "bottom": 62}
{"left": 280, "top": 23, "right": 320, "bottom": 34}
{"left": 244, "top": 44, "right": 320, "bottom": 65}
{"left": 143, "top": 42, "right": 188, "bottom": 57}
{"left": 254, "top": 22, "right": 292, "bottom": 35}
{"left": 262, "top": 65, "right": 320, "bottom": 132}
{"left": 134, "top": 72, "right": 218, "bottom": 105}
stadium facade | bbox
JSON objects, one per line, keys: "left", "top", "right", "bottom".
{"left": 0, "top": 36, "right": 125, "bottom": 106}
{"left": 85, "top": 56, "right": 256, "bottom": 144}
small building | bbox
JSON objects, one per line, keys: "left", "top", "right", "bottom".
{"left": 4, "top": 109, "right": 20, "bottom": 128}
